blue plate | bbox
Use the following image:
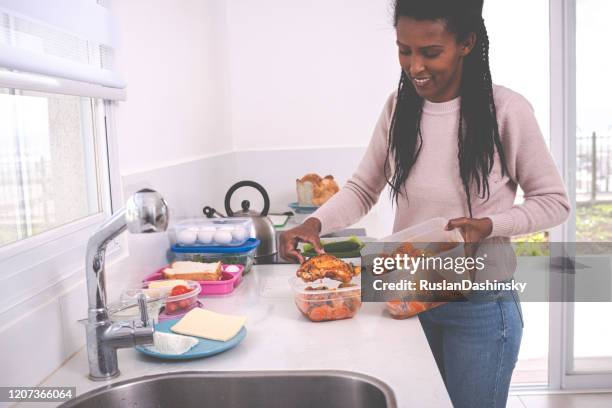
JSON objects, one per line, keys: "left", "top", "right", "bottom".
{"left": 288, "top": 202, "right": 319, "bottom": 214}
{"left": 135, "top": 318, "right": 247, "bottom": 360}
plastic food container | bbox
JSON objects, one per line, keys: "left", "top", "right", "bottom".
{"left": 171, "top": 238, "right": 260, "bottom": 274}
{"left": 385, "top": 300, "right": 446, "bottom": 319}
{"left": 158, "top": 280, "right": 201, "bottom": 315}
{"left": 198, "top": 272, "right": 240, "bottom": 295}
{"left": 366, "top": 217, "right": 466, "bottom": 287}
{"left": 142, "top": 264, "right": 244, "bottom": 296}
{"left": 289, "top": 277, "right": 362, "bottom": 322}
{"left": 222, "top": 264, "right": 244, "bottom": 285}
{"left": 170, "top": 217, "right": 253, "bottom": 247}
{"left": 379, "top": 217, "right": 464, "bottom": 243}
{"left": 158, "top": 300, "right": 204, "bottom": 322}
{"left": 108, "top": 289, "right": 167, "bottom": 323}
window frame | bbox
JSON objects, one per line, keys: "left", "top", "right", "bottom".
{"left": 0, "top": 91, "right": 126, "bottom": 315}
{"left": 549, "top": 0, "right": 612, "bottom": 391}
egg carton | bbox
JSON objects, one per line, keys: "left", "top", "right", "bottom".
{"left": 170, "top": 218, "right": 253, "bottom": 247}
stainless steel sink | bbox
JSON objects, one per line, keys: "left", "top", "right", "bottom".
{"left": 59, "top": 370, "right": 397, "bottom": 408}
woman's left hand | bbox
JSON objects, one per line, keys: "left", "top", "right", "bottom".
{"left": 445, "top": 217, "right": 493, "bottom": 243}
{"left": 445, "top": 217, "right": 493, "bottom": 279}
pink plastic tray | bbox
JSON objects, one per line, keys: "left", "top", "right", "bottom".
{"left": 143, "top": 264, "right": 244, "bottom": 296}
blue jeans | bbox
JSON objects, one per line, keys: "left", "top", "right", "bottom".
{"left": 418, "top": 290, "right": 523, "bottom": 408}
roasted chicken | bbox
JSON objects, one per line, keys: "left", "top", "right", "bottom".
{"left": 297, "top": 254, "right": 361, "bottom": 283}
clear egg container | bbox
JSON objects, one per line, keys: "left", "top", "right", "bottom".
{"left": 170, "top": 218, "right": 253, "bottom": 247}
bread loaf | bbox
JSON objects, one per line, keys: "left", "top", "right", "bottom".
{"left": 296, "top": 173, "right": 339, "bottom": 206}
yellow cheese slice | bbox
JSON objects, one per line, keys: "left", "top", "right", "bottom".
{"left": 171, "top": 308, "right": 246, "bottom": 342}
{"left": 148, "top": 280, "right": 188, "bottom": 289}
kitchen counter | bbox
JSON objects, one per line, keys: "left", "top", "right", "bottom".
{"left": 21, "top": 264, "right": 452, "bottom": 408}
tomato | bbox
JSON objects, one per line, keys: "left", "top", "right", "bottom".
{"left": 166, "top": 302, "right": 178, "bottom": 313}
{"left": 170, "top": 285, "right": 191, "bottom": 296}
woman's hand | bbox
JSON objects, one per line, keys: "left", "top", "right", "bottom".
{"left": 279, "top": 218, "right": 325, "bottom": 263}
{"left": 445, "top": 217, "right": 493, "bottom": 280}
{"left": 445, "top": 217, "right": 493, "bottom": 243}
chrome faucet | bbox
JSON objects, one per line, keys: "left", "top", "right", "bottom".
{"left": 84, "top": 189, "right": 169, "bottom": 381}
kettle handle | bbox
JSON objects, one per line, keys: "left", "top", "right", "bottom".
{"left": 203, "top": 206, "right": 226, "bottom": 218}
{"left": 225, "top": 180, "right": 270, "bottom": 217}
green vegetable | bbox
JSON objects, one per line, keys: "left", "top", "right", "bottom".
{"left": 179, "top": 253, "right": 254, "bottom": 273}
{"left": 302, "top": 237, "right": 364, "bottom": 258}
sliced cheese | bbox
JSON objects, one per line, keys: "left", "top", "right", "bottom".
{"left": 148, "top": 280, "right": 188, "bottom": 289}
{"left": 171, "top": 308, "right": 246, "bottom": 342}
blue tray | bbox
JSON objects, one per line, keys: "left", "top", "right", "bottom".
{"left": 288, "top": 202, "right": 319, "bottom": 214}
{"left": 135, "top": 318, "right": 247, "bottom": 360}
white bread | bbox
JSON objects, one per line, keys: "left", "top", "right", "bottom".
{"left": 148, "top": 279, "right": 188, "bottom": 289}
{"left": 163, "top": 261, "right": 222, "bottom": 281}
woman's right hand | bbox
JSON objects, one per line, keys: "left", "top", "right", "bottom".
{"left": 279, "top": 217, "right": 325, "bottom": 263}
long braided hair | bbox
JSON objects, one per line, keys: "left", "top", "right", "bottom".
{"left": 386, "top": 0, "right": 509, "bottom": 218}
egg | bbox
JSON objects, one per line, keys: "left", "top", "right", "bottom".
{"left": 197, "top": 227, "right": 215, "bottom": 244}
{"left": 224, "top": 265, "right": 240, "bottom": 273}
{"left": 213, "top": 230, "right": 233, "bottom": 245}
{"left": 231, "top": 227, "right": 247, "bottom": 242}
{"left": 177, "top": 228, "right": 197, "bottom": 245}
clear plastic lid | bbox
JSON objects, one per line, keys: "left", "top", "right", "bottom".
{"left": 107, "top": 287, "right": 169, "bottom": 321}
{"left": 171, "top": 238, "right": 260, "bottom": 254}
{"left": 289, "top": 276, "right": 361, "bottom": 297}
{"left": 379, "top": 217, "right": 464, "bottom": 243}
{"left": 146, "top": 280, "right": 201, "bottom": 301}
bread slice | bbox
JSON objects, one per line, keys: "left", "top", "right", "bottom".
{"left": 163, "top": 261, "right": 222, "bottom": 281}
{"left": 148, "top": 279, "right": 188, "bottom": 289}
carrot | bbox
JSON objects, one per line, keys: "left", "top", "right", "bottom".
{"left": 331, "top": 305, "right": 352, "bottom": 320}
{"left": 408, "top": 302, "right": 427, "bottom": 314}
{"left": 394, "top": 243, "right": 414, "bottom": 254}
{"left": 308, "top": 305, "right": 334, "bottom": 322}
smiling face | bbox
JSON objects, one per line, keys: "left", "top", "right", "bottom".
{"left": 396, "top": 16, "right": 475, "bottom": 103}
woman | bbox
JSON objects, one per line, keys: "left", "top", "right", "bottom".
{"left": 280, "top": 0, "right": 570, "bottom": 406}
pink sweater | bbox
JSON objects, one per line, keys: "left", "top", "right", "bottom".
{"left": 309, "top": 85, "right": 570, "bottom": 238}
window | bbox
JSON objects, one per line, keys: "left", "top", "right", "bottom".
{"left": 544, "top": 0, "right": 612, "bottom": 390}
{"left": 483, "top": 0, "right": 551, "bottom": 386}
{"left": 571, "top": 0, "right": 612, "bottom": 376}
{"left": 0, "top": 0, "right": 125, "bottom": 310}
{"left": 0, "top": 90, "right": 101, "bottom": 246}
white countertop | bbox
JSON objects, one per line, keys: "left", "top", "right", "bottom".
{"left": 23, "top": 264, "right": 452, "bottom": 408}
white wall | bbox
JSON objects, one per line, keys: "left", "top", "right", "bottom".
{"left": 226, "top": 0, "right": 399, "bottom": 150}
{"left": 112, "top": 0, "right": 402, "bottom": 226}
{"left": 0, "top": 0, "right": 374, "bottom": 394}
{"left": 0, "top": 0, "right": 236, "bottom": 393}
{"left": 484, "top": 0, "right": 550, "bottom": 144}
{"left": 112, "top": 0, "right": 233, "bottom": 175}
